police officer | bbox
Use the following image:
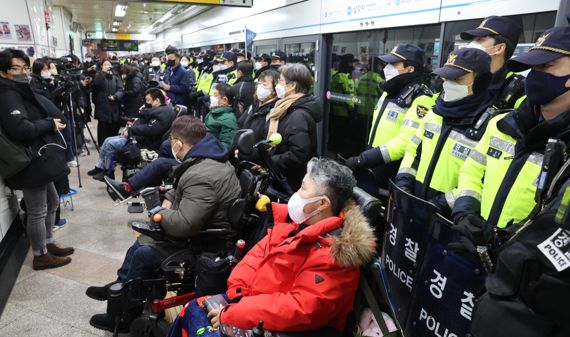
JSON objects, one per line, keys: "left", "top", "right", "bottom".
{"left": 396, "top": 47, "right": 494, "bottom": 211}
{"left": 270, "top": 50, "right": 287, "bottom": 70}
{"left": 452, "top": 27, "right": 570, "bottom": 249}
{"left": 208, "top": 51, "right": 238, "bottom": 95}
{"left": 329, "top": 53, "right": 357, "bottom": 154}
{"left": 253, "top": 53, "right": 271, "bottom": 79}
{"left": 345, "top": 44, "right": 435, "bottom": 188}
{"left": 460, "top": 15, "right": 526, "bottom": 109}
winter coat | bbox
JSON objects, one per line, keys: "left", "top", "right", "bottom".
{"left": 122, "top": 71, "right": 145, "bottom": 118}
{"left": 232, "top": 76, "right": 256, "bottom": 114}
{"left": 205, "top": 106, "right": 237, "bottom": 150}
{"left": 0, "top": 77, "right": 69, "bottom": 189}
{"left": 221, "top": 202, "right": 376, "bottom": 332}
{"left": 128, "top": 105, "right": 176, "bottom": 150}
{"left": 235, "top": 99, "right": 277, "bottom": 163}
{"left": 265, "top": 94, "right": 323, "bottom": 190}
{"left": 144, "top": 66, "right": 165, "bottom": 84}
{"left": 91, "top": 71, "right": 124, "bottom": 124}
{"left": 139, "top": 133, "right": 240, "bottom": 256}
{"left": 164, "top": 63, "right": 190, "bottom": 106}
{"left": 29, "top": 73, "right": 64, "bottom": 103}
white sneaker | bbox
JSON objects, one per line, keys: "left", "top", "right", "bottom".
{"left": 67, "top": 160, "right": 78, "bottom": 168}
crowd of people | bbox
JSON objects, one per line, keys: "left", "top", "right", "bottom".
{"left": 0, "top": 14, "right": 568, "bottom": 337}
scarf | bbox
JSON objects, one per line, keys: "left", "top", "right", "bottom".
{"left": 381, "top": 72, "right": 424, "bottom": 97}
{"left": 266, "top": 93, "right": 305, "bottom": 139}
{"left": 434, "top": 92, "right": 491, "bottom": 126}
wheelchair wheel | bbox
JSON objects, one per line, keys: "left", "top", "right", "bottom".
{"left": 130, "top": 316, "right": 170, "bottom": 337}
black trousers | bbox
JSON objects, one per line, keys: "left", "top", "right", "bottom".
{"left": 97, "top": 121, "right": 121, "bottom": 148}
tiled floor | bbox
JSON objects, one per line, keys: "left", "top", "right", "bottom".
{"left": 0, "top": 127, "right": 141, "bottom": 337}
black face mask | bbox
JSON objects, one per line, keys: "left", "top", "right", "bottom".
{"left": 144, "top": 103, "right": 152, "bottom": 109}
{"left": 166, "top": 60, "right": 176, "bottom": 67}
{"left": 525, "top": 70, "right": 570, "bottom": 106}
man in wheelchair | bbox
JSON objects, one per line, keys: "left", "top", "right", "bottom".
{"left": 86, "top": 115, "right": 241, "bottom": 332}
{"left": 169, "top": 158, "right": 377, "bottom": 336}
{"left": 88, "top": 87, "right": 176, "bottom": 181}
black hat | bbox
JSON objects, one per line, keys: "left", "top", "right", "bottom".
{"left": 507, "top": 27, "right": 570, "bottom": 72}
{"left": 461, "top": 16, "right": 522, "bottom": 45}
{"left": 165, "top": 45, "right": 179, "bottom": 56}
{"left": 217, "top": 51, "right": 237, "bottom": 63}
{"left": 271, "top": 51, "right": 287, "bottom": 62}
{"left": 379, "top": 44, "right": 425, "bottom": 65}
{"left": 433, "top": 47, "right": 491, "bottom": 80}
{"left": 254, "top": 53, "right": 271, "bottom": 62}
{"left": 236, "top": 49, "right": 246, "bottom": 57}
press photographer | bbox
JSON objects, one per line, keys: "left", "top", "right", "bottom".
{"left": 0, "top": 48, "right": 74, "bottom": 270}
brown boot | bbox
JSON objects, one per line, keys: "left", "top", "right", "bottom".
{"left": 47, "top": 242, "right": 75, "bottom": 257}
{"left": 33, "top": 252, "right": 71, "bottom": 270}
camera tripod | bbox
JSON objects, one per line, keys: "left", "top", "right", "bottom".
{"left": 61, "top": 84, "right": 98, "bottom": 188}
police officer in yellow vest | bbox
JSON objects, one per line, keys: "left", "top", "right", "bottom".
{"left": 451, "top": 27, "right": 570, "bottom": 254}
{"left": 396, "top": 47, "right": 494, "bottom": 211}
{"left": 208, "top": 51, "right": 239, "bottom": 95}
{"left": 345, "top": 44, "right": 434, "bottom": 187}
{"left": 460, "top": 15, "right": 526, "bottom": 109}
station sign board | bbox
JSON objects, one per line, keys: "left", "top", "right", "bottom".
{"left": 135, "top": 0, "right": 253, "bottom": 7}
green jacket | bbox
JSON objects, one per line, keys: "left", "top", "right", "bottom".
{"left": 205, "top": 106, "right": 237, "bottom": 150}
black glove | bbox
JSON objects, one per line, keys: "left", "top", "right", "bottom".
{"left": 345, "top": 155, "right": 364, "bottom": 169}
{"left": 448, "top": 214, "right": 493, "bottom": 257}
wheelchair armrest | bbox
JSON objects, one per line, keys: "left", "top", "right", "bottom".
{"left": 193, "top": 228, "right": 233, "bottom": 239}
{"left": 130, "top": 220, "right": 164, "bottom": 241}
{"left": 274, "top": 328, "right": 341, "bottom": 337}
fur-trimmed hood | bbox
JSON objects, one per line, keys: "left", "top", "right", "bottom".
{"left": 331, "top": 201, "right": 377, "bottom": 268}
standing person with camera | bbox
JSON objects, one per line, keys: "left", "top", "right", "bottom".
{"left": 92, "top": 59, "right": 124, "bottom": 147}
{"left": 0, "top": 49, "right": 74, "bottom": 270}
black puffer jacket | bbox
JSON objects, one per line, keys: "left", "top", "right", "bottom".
{"left": 91, "top": 71, "right": 124, "bottom": 124}
{"left": 0, "top": 77, "right": 69, "bottom": 189}
{"left": 29, "top": 73, "right": 64, "bottom": 103}
{"left": 235, "top": 99, "right": 278, "bottom": 163}
{"left": 128, "top": 105, "right": 176, "bottom": 150}
{"left": 122, "top": 71, "right": 145, "bottom": 118}
{"left": 265, "top": 94, "right": 323, "bottom": 190}
{"left": 232, "top": 75, "right": 255, "bottom": 114}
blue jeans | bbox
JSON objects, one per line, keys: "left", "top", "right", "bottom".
{"left": 128, "top": 157, "right": 178, "bottom": 190}
{"left": 117, "top": 240, "right": 167, "bottom": 282}
{"left": 96, "top": 135, "right": 128, "bottom": 170}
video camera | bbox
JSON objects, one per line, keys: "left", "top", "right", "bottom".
{"left": 50, "top": 56, "right": 85, "bottom": 91}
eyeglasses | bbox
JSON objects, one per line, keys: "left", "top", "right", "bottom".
{"left": 10, "top": 65, "right": 30, "bottom": 72}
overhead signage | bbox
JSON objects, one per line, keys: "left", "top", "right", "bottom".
{"left": 86, "top": 32, "right": 155, "bottom": 41}
{"left": 135, "top": 0, "right": 253, "bottom": 7}
{"left": 100, "top": 40, "right": 139, "bottom": 52}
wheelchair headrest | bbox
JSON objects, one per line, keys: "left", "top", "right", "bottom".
{"left": 174, "top": 104, "right": 188, "bottom": 117}
{"left": 352, "top": 186, "right": 382, "bottom": 225}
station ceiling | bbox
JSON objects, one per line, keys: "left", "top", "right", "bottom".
{"left": 51, "top": 0, "right": 187, "bottom": 34}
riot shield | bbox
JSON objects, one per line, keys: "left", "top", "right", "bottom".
{"left": 380, "top": 182, "right": 486, "bottom": 337}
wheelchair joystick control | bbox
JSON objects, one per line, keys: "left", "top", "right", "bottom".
{"left": 252, "top": 320, "right": 264, "bottom": 337}
{"left": 234, "top": 240, "right": 246, "bottom": 261}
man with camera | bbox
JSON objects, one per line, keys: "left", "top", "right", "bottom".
{"left": 86, "top": 115, "right": 240, "bottom": 332}
{"left": 0, "top": 49, "right": 74, "bottom": 270}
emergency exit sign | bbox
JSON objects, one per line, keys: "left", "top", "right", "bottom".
{"left": 140, "top": 0, "right": 253, "bottom": 7}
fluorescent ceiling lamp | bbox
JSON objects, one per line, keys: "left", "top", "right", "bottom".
{"left": 113, "top": 21, "right": 121, "bottom": 26}
{"left": 115, "top": 4, "right": 128, "bottom": 17}
{"left": 112, "top": 28, "right": 118, "bottom": 32}
{"left": 157, "top": 12, "right": 174, "bottom": 24}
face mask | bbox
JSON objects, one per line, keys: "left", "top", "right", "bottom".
{"left": 212, "top": 64, "right": 221, "bottom": 72}
{"left": 144, "top": 103, "right": 152, "bottom": 109}
{"left": 237, "top": 57, "right": 245, "bottom": 63}
{"left": 465, "top": 41, "right": 496, "bottom": 56}
{"left": 383, "top": 63, "right": 400, "bottom": 82}
{"left": 12, "top": 73, "right": 30, "bottom": 84}
{"left": 210, "top": 95, "right": 219, "bottom": 108}
{"left": 50, "top": 68, "right": 58, "bottom": 76}
{"left": 180, "top": 60, "right": 189, "bottom": 68}
{"left": 275, "top": 83, "right": 286, "bottom": 99}
{"left": 151, "top": 60, "right": 160, "bottom": 67}
{"left": 41, "top": 71, "right": 52, "bottom": 79}
{"left": 220, "top": 64, "right": 229, "bottom": 71}
{"left": 442, "top": 80, "right": 470, "bottom": 102}
{"left": 287, "top": 192, "right": 323, "bottom": 224}
{"left": 256, "top": 85, "right": 272, "bottom": 101}
{"left": 254, "top": 62, "right": 262, "bottom": 71}
{"left": 171, "top": 140, "right": 182, "bottom": 163}
{"left": 166, "top": 60, "right": 176, "bottom": 67}
{"left": 121, "top": 74, "right": 127, "bottom": 80}
{"left": 196, "top": 58, "right": 203, "bottom": 64}
{"left": 85, "top": 57, "right": 92, "bottom": 63}
{"left": 525, "top": 70, "right": 570, "bottom": 106}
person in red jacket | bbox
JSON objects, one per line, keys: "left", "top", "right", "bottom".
{"left": 209, "top": 157, "right": 376, "bottom": 334}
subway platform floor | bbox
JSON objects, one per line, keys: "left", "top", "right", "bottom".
{"left": 0, "top": 125, "right": 144, "bottom": 337}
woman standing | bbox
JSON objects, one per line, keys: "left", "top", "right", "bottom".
{"left": 92, "top": 59, "right": 124, "bottom": 147}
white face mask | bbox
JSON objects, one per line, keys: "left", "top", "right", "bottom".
{"left": 41, "top": 71, "right": 52, "bottom": 79}
{"left": 254, "top": 62, "right": 262, "bottom": 71}
{"left": 256, "top": 85, "right": 272, "bottom": 101}
{"left": 151, "top": 60, "right": 160, "bottom": 67}
{"left": 85, "top": 57, "right": 92, "bottom": 62}
{"left": 220, "top": 64, "right": 229, "bottom": 71}
{"left": 237, "top": 57, "right": 245, "bottom": 63}
{"left": 212, "top": 64, "right": 221, "bottom": 72}
{"left": 171, "top": 140, "right": 182, "bottom": 163}
{"left": 275, "top": 83, "right": 286, "bottom": 99}
{"left": 196, "top": 58, "right": 204, "bottom": 64}
{"left": 465, "top": 41, "right": 496, "bottom": 56}
{"left": 210, "top": 95, "right": 219, "bottom": 108}
{"left": 287, "top": 192, "right": 323, "bottom": 224}
{"left": 50, "top": 68, "right": 58, "bottom": 76}
{"left": 180, "top": 60, "right": 189, "bottom": 68}
{"left": 383, "top": 63, "right": 400, "bottom": 82}
{"left": 443, "top": 80, "right": 470, "bottom": 102}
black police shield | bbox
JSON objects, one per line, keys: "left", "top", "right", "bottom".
{"left": 380, "top": 182, "right": 486, "bottom": 337}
